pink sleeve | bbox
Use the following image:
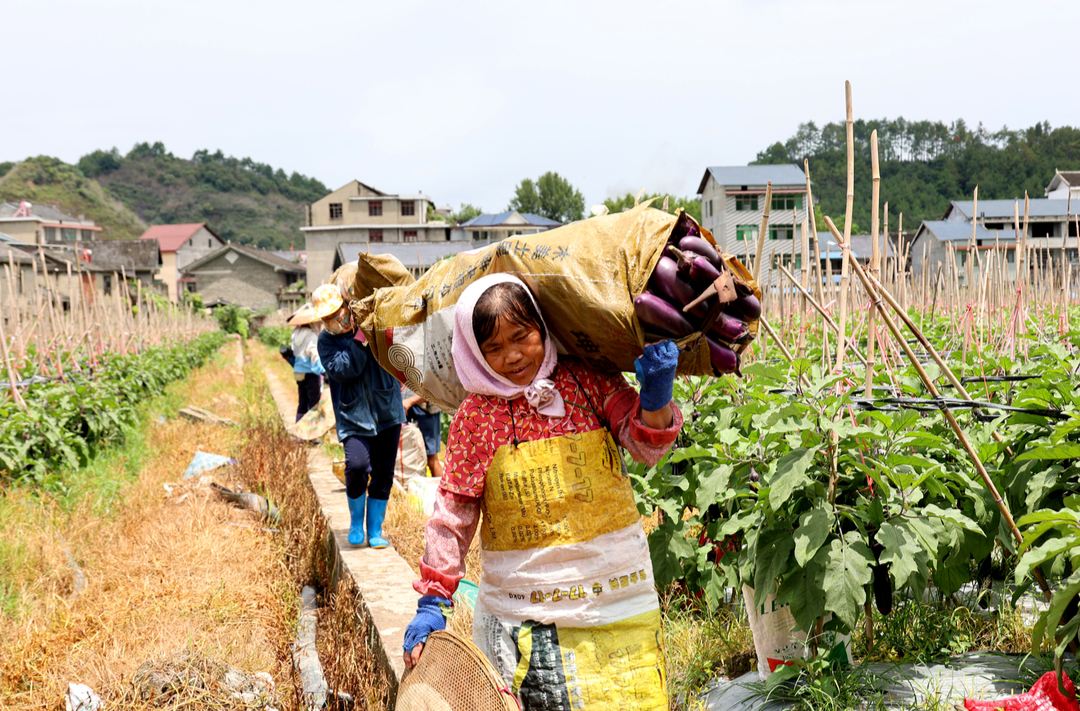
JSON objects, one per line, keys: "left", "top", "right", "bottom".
{"left": 414, "top": 488, "right": 482, "bottom": 600}
{"left": 600, "top": 371, "right": 684, "bottom": 466}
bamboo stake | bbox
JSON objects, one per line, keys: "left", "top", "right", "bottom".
{"left": 865, "top": 130, "right": 881, "bottom": 398}
{"left": 777, "top": 264, "right": 867, "bottom": 364}
{"left": 834, "top": 80, "right": 855, "bottom": 372}
{"left": 753, "top": 182, "right": 773, "bottom": 284}
{"left": 799, "top": 219, "right": 810, "bottom": 360}
{"left": 0, "top": 304, "right": 26, "bottom": 409}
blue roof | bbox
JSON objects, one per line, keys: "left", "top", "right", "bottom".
{"left": 949, "top": 198, "right": 1072, "bottom": 220}
{"left": 699, "top": 164, "right": 806, "bottom": 193}
{"left": 919, "top": 220, "right": 1006, "bottom": 242}
{"left": 460, "top": 211, "right": 562, "bottom": 228}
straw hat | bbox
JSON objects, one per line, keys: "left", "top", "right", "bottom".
{"left": 312, "top": 283, "right": 344, "bottom": 319}
{"left": 286, "top": 302, "right": 319, "bottom": 326}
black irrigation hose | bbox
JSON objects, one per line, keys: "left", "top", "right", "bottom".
{"left": 849, "top": 396, "right": 1068, "bottom": 420}
{"left": 958, "top": 375, "right": 1040, "bottom": 383}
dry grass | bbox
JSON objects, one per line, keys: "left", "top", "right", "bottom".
{"left": 0, "top": 340, "right": 306, "bottom": 710}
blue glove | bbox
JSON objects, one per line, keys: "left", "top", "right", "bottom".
{"left": 403, "top": 595, "right": 452, "bottom": 653}
{"left": 635, "top": 340, "right": 679, "bottom": 412}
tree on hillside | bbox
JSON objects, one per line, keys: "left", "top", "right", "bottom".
{"left": 508, "top": 172, "right": 585, "bottom": 223}
{"left": 752, "top": 118, "right": 1080, "bottom": 231}
{"left": 77, "top": 148, "right": 122, "bottom": 177}
{"left": 604, "top": 193, "right": 702, "bottom": 222}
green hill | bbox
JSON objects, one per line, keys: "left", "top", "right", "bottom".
{"left": 80, "top": 143, "right": 328, "bottom": 249}
{"left": 753, "top": 119, "right": 1080, "bottom": 232}
{"left": 0, "top": 157, "right": 147, "bottom": 239}
{"left": 0, "top": 144, "right": 328, "bottom": 248}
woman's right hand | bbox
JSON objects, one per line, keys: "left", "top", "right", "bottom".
{"left": 404, "top": 642, "right": 424, "bottom": 670}
{"left": 402, "top": 596, "right": 451, "bottom": 669}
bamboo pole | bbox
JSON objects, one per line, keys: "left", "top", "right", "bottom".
{"left": 865, "top": 130, "right": 881, "bottom": 398}
{"left": 833, "top": 80, "right": 855, "bottom": 372}
{"left": 776, "top": 264, "right": 867, "bottom": 364}
{"left": 753, "top": 182, "right": 773, "bottom": 284}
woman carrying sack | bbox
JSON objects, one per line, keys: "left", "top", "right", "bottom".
{"left": 402, "top": 274, "right": 682, "bottom": 710}
{"left": 287, "top": 303, "right": 325, "bottom": 422}
{"left": 313, "top": 282, "right": 405, "bottom": 550}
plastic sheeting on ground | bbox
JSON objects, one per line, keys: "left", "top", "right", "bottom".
{"left": 182, "top": 450, "right": 236, "bottom": 480}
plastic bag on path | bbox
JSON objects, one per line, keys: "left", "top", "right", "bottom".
{"left": 394, "top": 422, "right": 427, "bottom": 492}
{"left": 963, "top": 671, "right": 1079, "bottom": 711}
{"left": 742, "top": 583, "right": 851, "bottom": 680}
{"left": 350, "top": 203, "right": 760, "bottom": 413}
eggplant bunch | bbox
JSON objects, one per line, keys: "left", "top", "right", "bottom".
{"left": 634, "top": 221, "right": 760, "bottom": 374}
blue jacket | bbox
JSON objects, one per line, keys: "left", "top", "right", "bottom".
{"left": 317, "top": 330, "right": 405, "bottom": 440}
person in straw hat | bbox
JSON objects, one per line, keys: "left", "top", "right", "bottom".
{"left": 403, "top": 274, "right": 682, "bottom": 710}
{"left": 313, "top": 281, "right": 405, "bottom": 550}
{"left": 286, "top": 302, "right": 325, "bottom": 422}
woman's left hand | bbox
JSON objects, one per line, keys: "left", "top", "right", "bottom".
{"left": 635, "top": 340, "right": 679, "bottom": 412}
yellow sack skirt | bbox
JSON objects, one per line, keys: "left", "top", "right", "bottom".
{"left": 474, "top": 429, "right": 667, "bottom": 711}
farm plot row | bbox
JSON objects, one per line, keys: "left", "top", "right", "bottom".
{"left": 0, "top": 331, "right": 226, "bottom": 484}
{"left": 635, "top": 314, "right": 1080, "bottom": 672}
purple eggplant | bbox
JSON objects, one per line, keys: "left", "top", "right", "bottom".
{"left": 688, "top": 256, "right": 722, "bottom": 287}
{"left": 634, "top": 293, "right": 695, "bottom": 338}
{"left": 686, "top": 224, "right": 699, "bottom": 237}
{"left": 649, "top": 257, "right": 713, "bottom": 319}
{"left": 724, "top": 295, "right": 762, "bottom": 322}
{"left": 706, "top": 338, "right": 740, "bottom": 374}
{"left": 678, "top": 236, "right": 721, "bottom": 268}
{"left": 709, "top": 312, "right": 750, "bottom": 344}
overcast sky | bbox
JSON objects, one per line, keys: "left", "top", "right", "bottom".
{"left": 6, "top": 0, "right": 1078, "bottom": 212}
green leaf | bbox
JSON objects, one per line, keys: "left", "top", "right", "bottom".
{"left": 754, "top": 527, "right": 795, "bottom": 605}
{"left": 1015, "top": 537, "right": 1080, "bottom": 585}
{"left": 876, "top": 521, "right": 922, "bottom": 590}
{"left": 1016, "top": 442, "right": 1080, "bottom": 461}
{"left": 922, "top": 504, "right": 982, "bottom": 535}
{"left": 768, "top": 446, "right": 821, "bottom": 510}
{"left": 794, "top": 505, "right": 831, "bottom": 566}
{"left": 669, "top": 444, "right": 712, "bottom": 463}
{"left": 695, "top": 464, "right": 733, "bottom": 512}
{"left": 822, "top": 536, "right": 873, "bottom": 630}
{"left": 776, "top": 556, "right": 826, "bottom": 633}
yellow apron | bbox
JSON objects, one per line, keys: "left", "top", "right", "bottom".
{"left": 473, "top": 428, "right": 667, "bottom": 711}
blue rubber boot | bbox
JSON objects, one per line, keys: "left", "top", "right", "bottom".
{"left": 347, "top": 494, "right": 366, "bottom": 546}
{"left": 366, "top": 497, "right": 390, "bottom": 549}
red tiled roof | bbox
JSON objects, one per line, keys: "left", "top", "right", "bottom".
{"left": 139, "top": 223, "right": 214, "bottom": 252}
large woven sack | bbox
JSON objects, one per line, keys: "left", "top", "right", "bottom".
{"left": 395, "top": 629, "right": 518, "bottom": 711}
{"left": 351, "top": 203, "right": 760, "bottom": 413}
{"left": 393, "top": 422, "right": 427, "bottom": 492}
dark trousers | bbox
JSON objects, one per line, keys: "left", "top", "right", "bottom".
{"left": 295, "top": 373, "right": 322, "bottom": 422}
{"left": 343, "top": 425, "right": 401, "bottom": 500}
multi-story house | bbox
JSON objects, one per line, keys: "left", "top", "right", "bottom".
{"left": 696, "top": 165, "right": 809, "bottom": 285}
{"left": 302, "top": 180, "right": 451, "bottom": 288}
{"left": 0, "top": 201, "right": 101, "bottom": 244}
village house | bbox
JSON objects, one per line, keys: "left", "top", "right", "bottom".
{"left": 908, "top": 169, "right": 1080, "bottom": 282}
{"left": 46, "top": 239, "right": 164, "bottom": 298}
{"left": 302, "top": 180, "right": 451, "bottom": 288}
{"left": 139, "top": 223, "right": 225, "bottom": 303}
{"left": 181, "top": 243, "right": 306, "bottom": 312}
{"left": 0, "top": 201, "right": 101, "bottom": 245}
{"left": 696, "top": 164, "right": 809, "bottom": 286}
{"left": 331, "top": 210, "right": 562, "bottom": 278}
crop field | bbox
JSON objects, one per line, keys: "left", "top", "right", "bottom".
{"left": 642, "top": 89, "right": 1080, "bottom": 708}
{"left": 0, "top": 263, "right": 217, "bottom": 483}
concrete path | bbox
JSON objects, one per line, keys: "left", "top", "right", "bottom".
{"left": 264, "top": 367, "right": 417, "bottom": 693}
